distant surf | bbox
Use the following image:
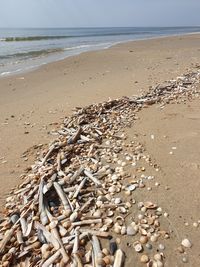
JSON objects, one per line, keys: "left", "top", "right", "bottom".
{"left": 0, "top": 27, "right": 200, "bottom": 77}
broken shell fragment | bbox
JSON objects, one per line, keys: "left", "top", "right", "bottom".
{"left": 133, "top": 242, "right": 143, "bottom": 253}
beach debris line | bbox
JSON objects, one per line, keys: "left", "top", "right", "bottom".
{"left": 0, "top": 68, "right": 199, "bottom": 266}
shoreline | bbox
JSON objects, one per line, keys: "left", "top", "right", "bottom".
{"left": 0, "top": 33, "right": 200, "bottom": 207}
{"left": 1, "top": 31, "right": 200, "bottom": 79}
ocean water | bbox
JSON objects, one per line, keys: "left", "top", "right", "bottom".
{"left": 0, "top": 27, "right": 200, "bottom": 77}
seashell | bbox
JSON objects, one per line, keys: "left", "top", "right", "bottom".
{"left": 28, "top": 236, "right": 38, "bottom": 244}
{"left": 118, "top": 207, "right": 127, "bottom": 214}
{"left": 177, "top": 246, "right": 184, "bottom": 253}
{"left": 2, "top": 253, "right": 13, "bottom": 262}
{"left": 156, "top": 260, "right": 164, "bottom": 267}
{"left": 62, "top": 209, "right": 72, "bottom": 217}
{"left": 181, "top": 238, "right": 192, "bottom": 248}
{"left": 127, "top": 184, "right": 136, "bottom": 191}
{"left": 96, "top": 200, "right": 103, "bottom": 207}
{"left": 49, "top": 220, "right": 58, "bottom": 229}
{"left": 144, "top": 201, "right": 157, "bottom": 209}
{"left": 114, "top": 198, "right": 122, "bottom": 204}
{"left": 139, "top": 228, "right": 148, "bottom": 236}
{"left": 133, "top": 241, "right": 143, "bottom": 253}
{"left": 108, "top": 186, "right": 116, "bottom": 193}
{"left": 140, "top": 236, "right": 148, "bottom": 244}
{"left": 93, "top": 210, "right": 102, "bottom": 217}
{"left": 125, "top": 190, "right": 131, "bottom": 196}
{"left": 114, "top": 216, "right": 125, "bottom": 226}
{"left": 158, "top": 244, "right": 165, "bottom": 250}
{"left": 10, "top": 214, "right": 20, "bottom": 224}
{"left": 8, "top": 247, "right": 16, "bottom": 254}
{"left": 114, "top": 225, "right": 121, "bottom": 234}
{"left": 182, "top": 256, "right": 188, "bottom": 263}
{"left": 96, "top": 258, "right": 105, "bottom": 266}
{"left": 113, "top": 249, "right": 125, "bottom": 267}
{"left": 103, "top": 255, "right": 114, "bottom": 265}
{"left": 154, "top": 253, "right": 162, "bottom": 261}
{"left": 140, "top": 254, "right": 149, "bottom": 263}
{"left": 41, "top": 244, "right": 51, "bottom": 255}
{"left": 107, "top": 210, "right": 114, "bottom": 217}
{"left": 37, "top": 229, "right": 47, "bottom": 244}
{"left": 58, "top": 225, "right": 68, "bottom": 237}
{"left": 104, "top": 218, "right": 113, "bottom": 227}
{"left": 147, "top": 217, "right": 155, "bottom": 225}
{"left": 70, "top": 211, "right": 79, "bottom": 222}
{"left": 120, "top": 226, "right": 126, "bottom": 235}
{"left": 138, "top": 214, "right": 144, "bottom": 220}
{"left": 157, "top": 207, "right": 162, "bottom": 212}
{"left": 150, "top": 235, "right": 158, "bottom": 242}
{"left": 146, "top": 243, "right": 153, "bottom": 250}
{"left": 147, "top": 260, "right": 157, "bottom": 267}
{"left": 100, "top": 225, "right": 108, "bottom": 232}
{"left": 125, "top": 202, "right": 132, "bottom": 208}
{"left": 102, "top": 248, "right": 110, "bottom": 256}
{"left": 127, "top": 225, "right": 137, "bottom": 236}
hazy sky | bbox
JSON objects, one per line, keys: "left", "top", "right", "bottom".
{"left": 0, "top": 0, "right": 200, "bottom": 28}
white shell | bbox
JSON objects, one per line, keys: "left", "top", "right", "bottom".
{"left": 181, "top": 239, "right": 192, "bottom": 248}
{"left": 127, "top": 225, "right": 137, "bottom": 236}
{"left": 133, "top": 242, "right": 143, "bottom": 252}
{"left": 121, "top": 226, "right": 126, "bottom": 235}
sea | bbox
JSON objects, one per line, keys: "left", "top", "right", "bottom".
{"left": 0, "top": 27, "right": 200, "bottom": 77}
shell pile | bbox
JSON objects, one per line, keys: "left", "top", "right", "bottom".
{"left": 0, "top": 68, "right": 200, "bottom": 266}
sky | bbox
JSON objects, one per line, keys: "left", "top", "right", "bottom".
{"left": 0, "top": 0, "right": 200, "bottom": 28}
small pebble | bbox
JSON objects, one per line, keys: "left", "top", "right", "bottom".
{"left": 154, "top": 253, "right": 162, "bottom": 261}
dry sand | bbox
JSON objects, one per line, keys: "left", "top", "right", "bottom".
{"left": 0, "top": 33, "right": 200, "bottom": 266}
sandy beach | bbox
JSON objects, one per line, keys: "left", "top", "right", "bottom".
{"left": 0, "top": 33, "right": 200, "bottom": 266}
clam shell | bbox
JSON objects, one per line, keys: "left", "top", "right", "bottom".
{"left": 181, "top": 238, "right": 192, "bottom": 248}
{"left": 127, "top": 225, "right": 137, "bottom": 236}
{"left": 144, "top": 201, "right": 157, "bottom": 209}
{"left": 28, "top": 236, "right": 38, "bottom": 244}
